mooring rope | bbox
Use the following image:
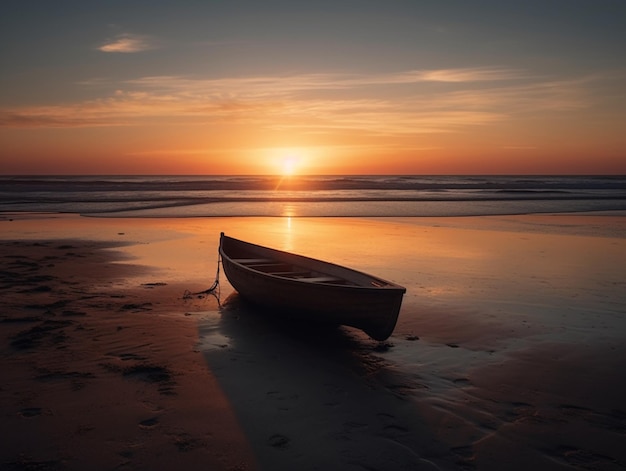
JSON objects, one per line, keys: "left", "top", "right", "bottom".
{"left": 183, "top": 248, "right": 222, "bottom": 300}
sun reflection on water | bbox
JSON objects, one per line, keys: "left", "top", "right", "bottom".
{"left": 282, "top": 202, "right": 297, "bottom": 218}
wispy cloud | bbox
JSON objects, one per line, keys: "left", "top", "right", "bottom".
{"left": 415, "top": 67, "right": 525, "bottom": 83}
{"left": 0, "top": 67, "right": 607, "bottom": 136}
{"left": 97, "top": 33, "right": 157, "bottom": 53}
{"left": 0, "top": 91, "right": 183, "bottom": 128}
{"left": 126, "top": 67, "right": 526, "bottom": 95}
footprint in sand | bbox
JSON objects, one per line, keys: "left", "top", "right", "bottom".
{"left": 376, "top": 412, "right": 410, "bottom": 438}
{"left": 267, "top": 433, "right": 290, "bottom": 449}
{"left": 120, "top": 303, "right": 153, "bottom": 312}
{"left": 111, "top": 364, "right": 177, "bottom": 396}
{"left": 138, "top": 417, "right": 160, "bottom": 429}
{"left": 173, "top": 433, "right": 204, "bottom": 452}
{"left": 18, "top": 407, "right": 44, "bottom": 418}
{"left": 106, "top": 352, "right": 147, "bottom": 361}
{"left": 452, "top": 377, "right": 472, "bottom": 386}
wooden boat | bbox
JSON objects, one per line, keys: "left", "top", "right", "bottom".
{"left": 219, "top": 233, "right": 406, "bottom": 340}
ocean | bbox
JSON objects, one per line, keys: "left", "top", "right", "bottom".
{"left": 1, "top": 175, "right": 625, "bottom": 217}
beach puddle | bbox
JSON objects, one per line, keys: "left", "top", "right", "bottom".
{"left": 196, "top": 311, "right": 232, "bottom": 351}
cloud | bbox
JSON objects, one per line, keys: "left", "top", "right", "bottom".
{"left": 0, "top": 67, "right": 605, "bottom": 136}
{"left": 125, "top": 67, "right": 525, "bottom": 95}
{"left": 414, "top": 67, "right": 525, "bottom": 83}
{"left": 98, "top": 33, "right": 157, "bottom": 53}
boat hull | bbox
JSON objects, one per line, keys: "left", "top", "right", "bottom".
{"left": 219, "top": 234, "right": 405, "bottom": 340}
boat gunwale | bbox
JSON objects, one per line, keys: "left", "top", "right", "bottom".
{"left": 219, "top": 234, "right": 406, "bottom": 293}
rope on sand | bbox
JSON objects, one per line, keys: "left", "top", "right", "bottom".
{"left": 183, "top": 251, "right": 221, "bottom": 300}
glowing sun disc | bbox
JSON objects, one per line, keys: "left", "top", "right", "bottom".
{"left": 281, "top": 156, "right": 299, "bottom": 175}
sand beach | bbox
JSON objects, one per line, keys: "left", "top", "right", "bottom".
{"left": 1, "top": 213, "right": 625, "bottom": 470}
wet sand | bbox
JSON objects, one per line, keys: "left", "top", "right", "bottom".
{"left": 1, "top": 213, "right": 625, "bottom": 470}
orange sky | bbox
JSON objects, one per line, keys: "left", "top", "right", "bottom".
{"left": 1, "top": 2, "right": 625, "bottom": 175}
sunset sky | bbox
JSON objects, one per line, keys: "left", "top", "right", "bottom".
{"left": 1, "top": 1, "right": 625, "bottom": 175}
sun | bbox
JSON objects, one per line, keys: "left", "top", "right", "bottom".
{"left": 265, "top": 147, "right": 310, "bottom": 175}
{"left": 280, "top": 155, "right": 299, "bottom": 176}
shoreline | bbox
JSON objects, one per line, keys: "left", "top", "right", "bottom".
{"left": 1, "top": 213, "right": 625, "bottom": 469}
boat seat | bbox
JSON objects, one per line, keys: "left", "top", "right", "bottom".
{"left": 231, "top": 258, "right": 274, "bottom": 265}
{"left": 270, "top": 271, "right": 311, "bottom": 277}
{"left": 301, "top": 276, "right": 343, "bottom": 283}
